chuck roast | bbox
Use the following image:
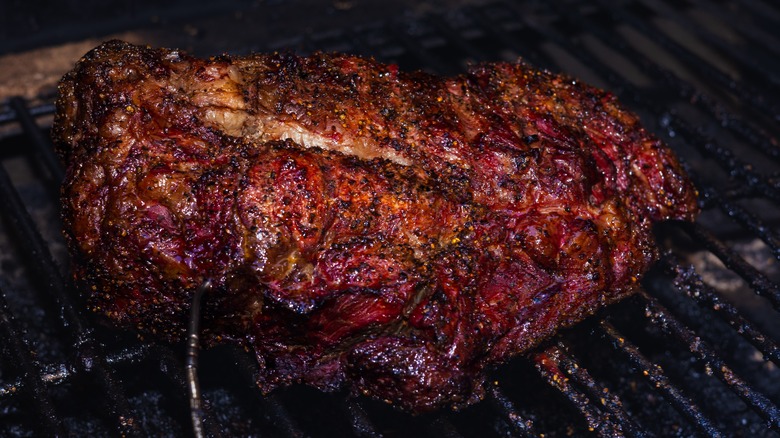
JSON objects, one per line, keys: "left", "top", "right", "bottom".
{"left": 52, "top": 40, "right": 698, "bottom": 412}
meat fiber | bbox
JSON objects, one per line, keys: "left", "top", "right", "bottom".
{"left": 52, "top": 40, "right": 698, "bottom": 412}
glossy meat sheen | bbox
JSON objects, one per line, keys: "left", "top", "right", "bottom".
{"left": 53, "top": 40, "right": 698, "bottom": 412}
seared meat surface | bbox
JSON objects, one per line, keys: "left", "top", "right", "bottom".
{"left": 53, "top": 40, "right": 698, "bottom": 412}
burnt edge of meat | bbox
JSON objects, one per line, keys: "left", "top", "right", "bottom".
{"left": 52, "top": 40, "right": 699, "bottom": 413}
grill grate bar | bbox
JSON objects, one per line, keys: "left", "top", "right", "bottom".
{"left": 0, "top": 345, "right": 152, "bottom": 400}
{"left": 681, "top": 221, "right": 780, "bottom": 311}
{"left": 638, "top": 289, "right": 780, "bottom": 428}
{"left": 9, "top": 97, "right": 64, "bottom": 185}
{"left": 598, "top": 320, "right": 724, "bottom": 437}
{"left": 258, "top": 395, "right": 307, "bottom": 438}
{"left": 227, "top": 349, "right": 308, "bottom": 438}
{"left": 388, "top": 22, "right": 453, "bottom": 74}
{"left": 533, "top": 346, "right": 624, "bottom": 437}
{"left": 344, "top": 400, "right": 383, "bottom": 438}
{"left": 546, "top": 2, "right": 780, "bottom": 166}
{"left": 147, "top": 344, "right": 224, "bottom": 438}
{"left": 0, "top": 164, "right": 80, "bottom": 329}
{"left": 662, "top": 254, "right": 780, "bottom": 365}
{"left": 335, "top": 29, "right": 372, "bottom": 58}
{"left": 0, "top": 102, "right": 55, "bottom": 125}
{"left": 468, "top": 6, "right": 547, "bottom": 68}
{"left": 70, "top": 341, "right": 144, "bottom": 436}
{"left": 553, "top": 342, "right": 646, "bottom": 437}
{"left": 701, "top": 185, "right": 780, "bottom": 261}
{"left": 643, "top": 0, "right": 780, "bottom": 87}
{"left": 426, "top": 14, "right": 486, "bottom": 64}
{"left": 592, "top": 0, "right": 779, "bottom": 120}
{"left": 0, "top": 114, "right": 142, "bottom": 436}
{"left": 733, "top": 0, "right": 780, "bottom": 50}
{"left": 691, "top": 0, "right": 780, "bottom": 57}
{"left": 0, "top": 336, "right": 281, "bottom": 437}
{"left": 473, "top": 3, "right": 568, "bottom": 75}
{"left": 661, "top": 118, "right": 780, "bottom": 204}
{"left": 0, "top": 283, "right": 64, "bottom": 436}
{"left": 513, "top": 3, "right": 780, "bottom": 207}
{"left": 486, "top": 384, "right": 538, "bottom": 438}
{"left": 0, "top": 102, "right": 79, "bottom": 329}
{"left": 694, "top": 0, "right": 780, "bottom": 55}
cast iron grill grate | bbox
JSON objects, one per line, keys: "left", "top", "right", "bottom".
{"left": 1, "top": 0, "right": 779, "bottom": 436}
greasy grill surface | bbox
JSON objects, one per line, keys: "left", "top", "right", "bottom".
{"left": 1, "top": 0, "right": 779, "bottom": 436}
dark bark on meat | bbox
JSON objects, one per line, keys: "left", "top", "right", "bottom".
{"left": 52, "top": 40, "right": 698, "bottom": 412}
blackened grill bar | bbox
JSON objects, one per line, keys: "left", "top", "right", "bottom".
{"left": 545, "top": 3, "right": 780, "bottom": 171}
{"left": 486, "top": 385, "right": 538, "bottom": 437}
{"left": 683, "top": 219, "right": 780, "bottom": 310}
{"left": 8, "top": 97, "right": 64, "bottom": 186}
{"left": 1, "top": 0, "right": 779, "bottom": 436}
{"left": 701, "top": 185, "right": 780, "bottom": 263}
{"left": 551, "top": 342, "right": 645, "bottom": 437}
{"left": 0, "top": 285, "right": 63, "bottom": 436}
{"left": 664, "top": 252, "right": 780, "bottom": 365}
{"left": 595, "top": 0, "right": 780, "bottom": 120}
{"left": 638, "top": 287, "right": 780, "bottom": 429}
{"left": 532, "top": 345, "right": 636, "bottom": 437}
{"left": 0, "top": 137, "right": 144, "bottom": 437}
{"left": 517, "top": 2, "right": 780, "bottom": 211}
{"left": 598, "top": 320, "right": 723, "bottom": 437}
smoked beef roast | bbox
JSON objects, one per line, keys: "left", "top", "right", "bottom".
{"left": 52, "top": 40, "right": 698, "bottom": 412}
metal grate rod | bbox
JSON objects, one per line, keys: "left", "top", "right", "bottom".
{"left": 388, "top": 21, "right": 455, "bottom": 74}
{"left": 680, "top": 221, "right": 780, "bottom": 311}
{"left": 262, "top": 394, "right": 308, "bottom": 438}
{"left": 661, "top": 117, "right": 780, "bottom": 204}
{"left": 729, "top": 0, "right": 780, "bottom": 48}
{"left": 0, "top": 344, "right": 154, "bottom": 399}
{"left": 0, "top": 101, "right": 55, "bottom": 125}
{"left": 663, "top": 256, "right": 780, "bottom": 365}
{"left": 468, "top": 5, "right": 547, "bottom": 68}
{"left": 343, "top": 400, "right": 383, "bottom": 438}
{"left": 641, "top": 0, "right": 780, "bottom": 88}
{"left": 0, "top": 283, "right": 64, "bottom": 436}
{"left": 687, "top": 0, "right": 780, "bottom": 57}
{"left": 427, "top": 14, "right": 487, "bottom": 64}
{"left": 9, "top": 97, "right": 65, "bottom": 185}
{"left": 592, "top": 0, "right": 779, "bottom": 119}
{"left": 546, "top": 3, "right": 780, "bottom": 166}
{"left": 553, "top": 342, "right": 646, "bottom": 437}
{"left": 145, "top": 344, "right": 224, "bottom": 438}
{"left": 598, "top": 320, "right": 724, "bottom": 437}
{"left": 486, "top": 384, "right": 538, "bottom": 438}
{"left": 515, "top": 2, "right": 780, "bottom": 207}
{"left": 639, "top": 289, "right": 780, "bottom": 428}
{"left": 0, "top": 122, "right": 141, "bottom": 436}
{"left": 0, "top": 163, "right": 82, "bottom": 332}
{"left": 228, "top": 349, "right": 308, "bottom": 438}
{"left": 700, "top": 185, "right": 780, "bottom": 262}
{"left": 533, "top": 346, "right": 624, "bottom": 437}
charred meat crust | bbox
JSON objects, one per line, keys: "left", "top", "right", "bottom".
{"left": 53, "top": 40, "right": 698, "bottom": 413}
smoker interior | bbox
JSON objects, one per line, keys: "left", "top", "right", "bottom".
{"left": 1, "top": 0, "right": 780, "bottom": 436}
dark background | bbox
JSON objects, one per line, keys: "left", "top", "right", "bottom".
{"left": 0, "top": 0, "right": 486, "bottom": 103}
{"left": 1, "top": 0, "right": 483, "bottom": 55}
